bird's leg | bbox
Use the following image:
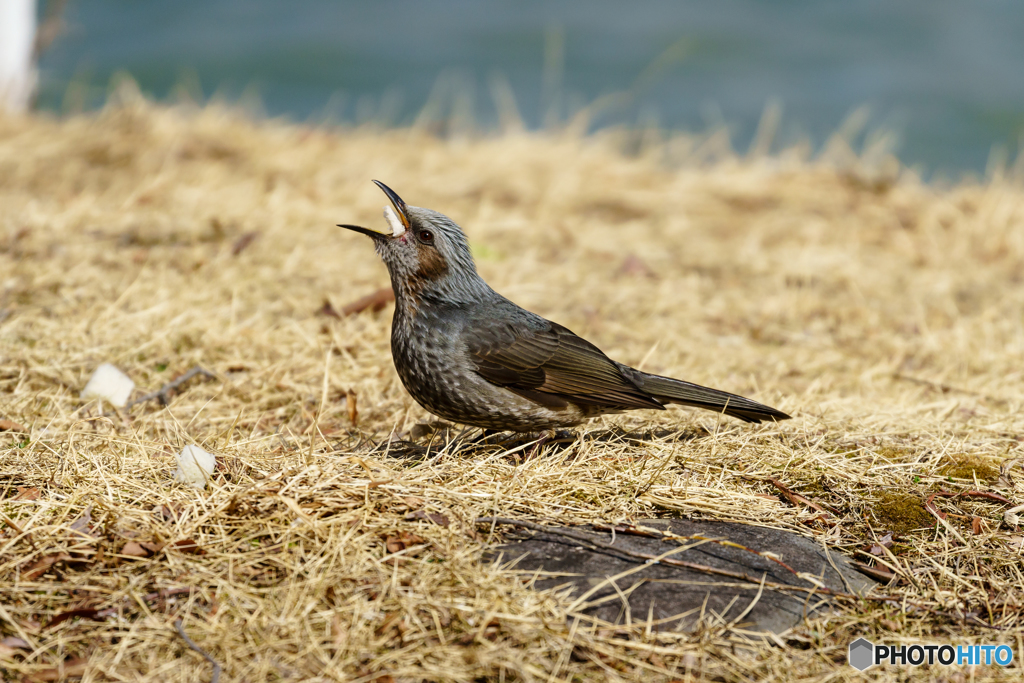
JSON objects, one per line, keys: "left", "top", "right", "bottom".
{"left": 453, "top": 427, "right": 513, "bottom": 456}
{"left": 523, "top": 430, "right": 558, "bottom": 460}
{"left": 506, "top": 430, "right": 579, "bottom": 462}
{"left": 467, "top": 428, "right": 502, "bottom": 445}
{"left": 549, "top": 429, "right": 578, "bottom": 446}
{"left": 446, "top": 425, "right": 480, "bottom": 453}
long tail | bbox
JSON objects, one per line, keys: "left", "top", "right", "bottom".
{"left": 618, "top": 365, "right": 791, "bottom": 424}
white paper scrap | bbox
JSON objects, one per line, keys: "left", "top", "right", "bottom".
{"left": 81, "top": 363, "right": 135, "bottom": 407}
{"left": 174, "top": 445, "right": 216, "bottom": 489}
{"left": 383, "top": 205, "right": 406, "bottom": 237}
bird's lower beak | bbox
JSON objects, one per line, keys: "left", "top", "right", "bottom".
{"left": 337, "top": 223, "right": 390, "bottom": 239}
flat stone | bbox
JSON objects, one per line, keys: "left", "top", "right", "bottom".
{"left": 485, "top": 519, "right": 875, "bottom": 634}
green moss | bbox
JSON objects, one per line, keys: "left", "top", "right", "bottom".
{"left": 828, "top": 445, "right": 860, "bottom": 458}
{"left": 798, "top": 481, "right": 827, "bottom": 496}
{"left": 173, "top": 333, "right": 201, "bottom": 353}
{"left": 872, "top": 492, "right": 935, "bottom": 536}
{"left": 876, "top": 445, "right": 913, "bottom": 461}
{"left": 939, "top": 455, "right": 999, "bottom": 482}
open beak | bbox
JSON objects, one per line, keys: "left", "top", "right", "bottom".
{"left": 372, "top": 180, "right": 411, "bottom": 232}
{"left": 337, "top": 180, "right": 412, "bottom": 239}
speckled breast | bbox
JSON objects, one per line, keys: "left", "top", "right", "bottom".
{"left": 389, "top": 309, "right": 589, "bottom": 431}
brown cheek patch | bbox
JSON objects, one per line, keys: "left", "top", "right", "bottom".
{"left": 399, "top": 243, "right": 449, "bottom": 307}
{"left": 414, "top": 243, "right": 448, "bottom": 283}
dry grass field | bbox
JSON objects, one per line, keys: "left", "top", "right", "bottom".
{"left": 2, "top": 85, "right": 1023, "bottom": 681}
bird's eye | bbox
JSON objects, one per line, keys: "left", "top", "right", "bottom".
{"left": 417, "top": 230, "right": 434, "bottom": 244}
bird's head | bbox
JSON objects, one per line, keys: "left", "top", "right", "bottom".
{"left": 339, "top": 181, "right": 485, "bottom": 304}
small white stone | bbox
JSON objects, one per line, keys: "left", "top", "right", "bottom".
{"left": 174, "top": 445, "right": 216, "bottom": 489}
{"left": 81, "top": 363, "right": 135, "bottom": 407}
{"left": 383, "top": 205, "right": 406, "bottom": 237}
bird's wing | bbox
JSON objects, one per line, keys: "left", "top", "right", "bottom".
{"left": 468, "top": 320, "right": 664, "bottom": 411}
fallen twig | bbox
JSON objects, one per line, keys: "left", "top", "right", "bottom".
{"left": 316, "top": 300, "right": 342, "bottom": 319}
{"left": 174, "top": 618, "right": 222, "bottom": 683}
{"left": 799, "top": 513, "right": 837, "bottom": 528}
{"left": 127, "top": 367, "right": 217, "bottom": 410}
{"left": 894, "top": 373, "right": 975, "bottom": 395}
{"left": 924, "top": 490, "right": 1016, "bottom": 536}
{"left": 850, "top": 559, "right": 896, "bottom": 583}
{"left": 49, "top": 587, "right": 197, "bottom": 627}
{"left": 342, "top": 287, "right": 395, "bottom": 316}
{"left": 46, "top": 607, "right": 105, "bottom": 630}
{"left": 924, "top": 494, "right": 970, "bottom": 546}
{"left": 0, "top": 419, "right": 27, "bottom": 432}
{"left": 939, "top": 490, "right": 1013, "bottom": 506}
{"left": 1, "top": 512, "right": 37, "bottom": 550}
{"left": 893, "top": 373, "right": 1006, "bottom": 403}
{"left": 230, "top": 231, "right": 260, "bottom": 256}
{"left": 767, "top": 478, "right": 834, "bottom": 515}
{"left": 317, "top": 289, "right": 396, "bottom": 319}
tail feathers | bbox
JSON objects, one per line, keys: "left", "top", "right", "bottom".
{"left": 620, "top": 366, "right": 791, "bottom": 424}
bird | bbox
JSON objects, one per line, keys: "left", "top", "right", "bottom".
{"left": 338, "top": 181, "right": 791, "bottom": 432}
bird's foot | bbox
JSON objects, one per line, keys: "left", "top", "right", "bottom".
{"left": 523, "top": 432, "right": 553, "bottom": 461}
{"left": 506, "top": 430, "right": 576, "bottom": 462}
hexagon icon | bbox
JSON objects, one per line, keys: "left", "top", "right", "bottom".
{"left": 849, "top": 638, "right": 875, "bottom": 671}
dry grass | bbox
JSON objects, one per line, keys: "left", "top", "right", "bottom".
{"left": 1, "top": 85, "right": 1023, "bottom": 681}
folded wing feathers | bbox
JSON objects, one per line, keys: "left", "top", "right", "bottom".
{"left": 469, "top": 320, "right": 788, "bottom": 421}
{"left": 470, "top": 323, "right": 662, "bottom": 410}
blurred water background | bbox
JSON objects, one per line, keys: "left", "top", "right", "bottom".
{"left": 35, "top": 0, "right": 1024, "bottom": 176}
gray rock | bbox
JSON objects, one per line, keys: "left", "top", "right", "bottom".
{"left": 485, "top": 519, "right": 875, "bottom": 634}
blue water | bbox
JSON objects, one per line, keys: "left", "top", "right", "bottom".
{"left": 36, "top": 0, "right": 1024, "bottom": 175}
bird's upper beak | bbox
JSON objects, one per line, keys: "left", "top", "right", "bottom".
{"left": 338, "top": 180, "right": 411, "bottom": 239}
